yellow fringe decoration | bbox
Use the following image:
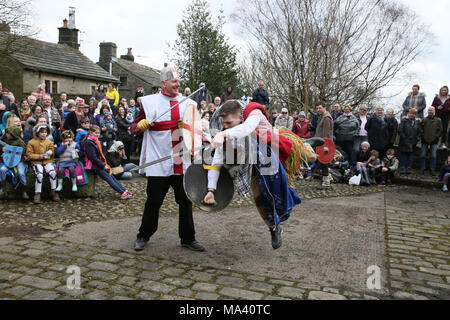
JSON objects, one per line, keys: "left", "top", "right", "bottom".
{"left": 278, "top": 127, "right": 316, "bottom": 188}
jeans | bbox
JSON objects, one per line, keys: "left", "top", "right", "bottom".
{"left": 117, "top": 163, "right": 138, "bottom": 180}
{"left": 420, "top": 144, "right": 438, "bottom": 171}
{"left": 0, "top": 162, "right": 27, "bottom": 186}
{"left": 399, "top": 152, "right": 413, "bottom": 169}
{"left": 95, "top": 168, "right": 126, "bottom": 195}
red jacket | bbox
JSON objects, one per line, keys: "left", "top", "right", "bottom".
{"left": 292, "top": 119, "right": 311, "bottom": 139}
{"left": 432, "top": 95, "right": 450, "bottom": 117}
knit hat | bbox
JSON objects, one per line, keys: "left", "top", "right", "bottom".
{"left": 361, "top": 141, "right": 370, "bottom": 148}
{"left": 299, "top": 111, "right": 306, "bottom": 118}
{"left": 104, "top": 112, "right": 112, "bottom": 117}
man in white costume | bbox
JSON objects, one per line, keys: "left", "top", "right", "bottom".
{"left": 132, "top": 64, "right": 205, "bottom": 252}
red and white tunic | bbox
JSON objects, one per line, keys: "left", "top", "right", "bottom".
{"left": 139, "top": 92, "right": 196, "bottom": 177}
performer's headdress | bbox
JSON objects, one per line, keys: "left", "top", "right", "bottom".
{"left": 160, "top": 63, "right": 180, "bottom": 82}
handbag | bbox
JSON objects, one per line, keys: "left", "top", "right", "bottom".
{"left": 111, "top": 165, "right": 124, "bottom": 176}
{"left": 55, "top": 163, "right": 89, "bottom": 186}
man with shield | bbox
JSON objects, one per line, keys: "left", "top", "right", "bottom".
{"left": 132, "top": 64, "right": 205, "bottom": 252}
{"left": 0, "top": 126, "right": 29, "bottom": 199}
{"left": 200, "top": 100, "right": 318, "bottom": 249}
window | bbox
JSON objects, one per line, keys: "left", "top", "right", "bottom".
{"left": 51, "top": 81, "right": 58, "bottom": 94}
{"left": 45, "top": 80, "right": 58, "bottom": 94}
{"left": 120, "top": 76, "right": 128, "bottom": 87}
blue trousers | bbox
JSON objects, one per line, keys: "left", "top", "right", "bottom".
{"left": 0, "top": 162, "right": 27, "bottom": 186}
{"left": 420, "top": 144, "right": 438, "bottom": 171}
{"left": 399, "top": 152, "right": 413, "bottom": 169}
{"left": 95, "top": 168, "right": 126, "bottom": 195}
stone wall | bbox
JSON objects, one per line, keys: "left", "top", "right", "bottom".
{"left": 1, "top": 169, "right": 97, "bottom": 200}
{"left": 22, "top": 70, "right": 98, "bottom": 100}
{"left": 113, "top": 63, "right": 157, "bottom": 101}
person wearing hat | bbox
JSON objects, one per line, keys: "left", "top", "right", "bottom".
{"left": 105, "top": 141, "right": 138, "bottom": 180}
{"left": 55, "top": 130, "right": 79, "bottom": 193}
{"left": 131, "top": 63, "right": 205, "bottom": 253}
{"left": 274, "top": 108, "right": 294, "bottom": 131}
{"left": 292, "top": 111, "right": 312, "bottom": 139}
{"left": 26, "top": 123, "right": 59, "bottom": 204}
{"left": 192, "top": 82, "right": 212, "bottom": 107}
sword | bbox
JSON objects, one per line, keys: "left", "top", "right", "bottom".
{"left": 150, "top": 83, "right": 206, "bottom": 126}
{"left": 130, "top": 145, "right": 211, "bottom": 172}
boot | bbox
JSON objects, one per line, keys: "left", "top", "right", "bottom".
{"left": 51, "top": 190, "right": 60, "bottom": 202}
{"left": 33, "top": 193, "right": 41, "bottom": 205}
{"left": 0, "top": 181, "right": 5, "bottom": 197}
{"left": 71, "top": 178, "right": 78, "bottom": 192}
{"left": 318, "top": 175, "right": 331, "bottom": 189}
{"left": 270, "top": 225, "right": 283, "bottom": 250}
{"left": 55, "top": 179, "right": 63, "bottom": 192}
{"left": 21, "top": 186, "right": 29, "bottom": 200}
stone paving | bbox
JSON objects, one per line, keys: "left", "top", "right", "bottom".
{"left": 0, "top": 175, "right": 448, "bottom": 300}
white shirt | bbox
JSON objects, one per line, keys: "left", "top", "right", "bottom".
{"left": 140, "top": 93, "right": 196, "bottom": 177}
{"left": 359, "top": 115, "right": 368, "bottom": 137}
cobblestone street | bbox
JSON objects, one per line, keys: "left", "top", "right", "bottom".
{"left": 0, "top": 176, "right": 448, "bottom": 300}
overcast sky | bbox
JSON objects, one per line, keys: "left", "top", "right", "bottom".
{"left": 32, "top": 0, "right": 449, "bottom": 109}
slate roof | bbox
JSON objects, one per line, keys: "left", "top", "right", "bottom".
{"left": 114, "top": 58, "right": 160, "bottom": 87}
{"left": 0, "top": 32, "right": 119, "bottom": 83}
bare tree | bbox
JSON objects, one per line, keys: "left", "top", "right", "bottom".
{"left": 0, "top": 0, "right": 38, "bottom": 65}
{"left": 233, "top": 0, "right": 433, "bottom": 115}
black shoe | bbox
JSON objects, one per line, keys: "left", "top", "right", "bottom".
{"left": 270, "top": 225, "right": 283, "bottom": 250}
{"left": 182, "top": 241, "right": 205, "bottom": 252}
{"left": 134, "top": 237, "right": 148, "bottom": 251}
{"left": 406, "top": 168, "right": 412, "bottom": 175}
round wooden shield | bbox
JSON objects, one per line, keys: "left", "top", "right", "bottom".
{"left": 183, "top": 164, "right": 234, "bottom": 213}
{"left": 316, "top": 138, "right": 336, "bottom": 164}
{"left": 182, "top": 103, "right": 203, "bottom": 156}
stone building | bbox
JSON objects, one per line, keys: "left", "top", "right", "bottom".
{"left": 0, "top": 12, "right": 118, "bottom": 101}
{"left": 98, "top": 42, "right": 160, "bottom": 100}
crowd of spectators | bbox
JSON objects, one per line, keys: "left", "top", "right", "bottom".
{"left": 1, "top": 80, "right": 449, "bottom": 201}
{"left": 270, "top": 84, "right": 450, "bottom": 192}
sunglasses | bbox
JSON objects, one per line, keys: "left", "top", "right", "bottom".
{"left": 282, "top": 112, "right": 288, "bottom": 114}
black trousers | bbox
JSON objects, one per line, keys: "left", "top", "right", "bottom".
{"left": 137, "top": 175, "right": 195, "bottom": 244}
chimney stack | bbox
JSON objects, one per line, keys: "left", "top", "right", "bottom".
{"left": 99, "top": 42, "right": 118, "bottom": 72}
{"left": 120, "top": 48, "right": 135, "bottom": 62}
{"left": 58, "top": 8, "right": 79, "bottom": 50}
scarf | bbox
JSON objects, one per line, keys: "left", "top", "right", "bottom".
{"left": 20, "top": 108, "right": 32, "bottom": 121}
{"left": 87, "top": 136, "right": 111, "bottom": 174}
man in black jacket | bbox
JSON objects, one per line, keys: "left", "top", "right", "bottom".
{"left": 252, "top": 81, "right": 270, "bottom": 106}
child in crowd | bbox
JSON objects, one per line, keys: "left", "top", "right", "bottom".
{"left": 106, "top": 141, "right": 138, "bottom": 180}
{"left": 366, "top": 150, "right": 381, "bottom": 184}
{"left": 437, "top": 156, "right": 450, "bottom": 192}
{"left": 201, "top": 111, "right": 212, "bottom": 144}
{"left": 26, "top": 124, "right": 59, "bottom": 204}
{"left": 81, "top": 125, "right": 135, "bottom": 199}
{"left": 379, "top": 148, "right": 399, "bottom": 186}
{"left": 0, "top": 126, "right": 29, "bottom": 199}
{"left": 126, "top": 108, "right": 134, "bottom": 135}
{"left": 100, "top": 112, "right": 117, "bottom": 152}
{"left": 55, "top": 131, "right": 79, "bottom": 192}
{"left": 75, "top": 118, "right": 91, "bottom": 150}
{"left": 330, "top": 150, "right": 350, "bottom": 184}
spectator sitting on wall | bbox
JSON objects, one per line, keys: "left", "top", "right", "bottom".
{"left": 221, "top": 86, "right": 236, "bottom": 103}
{"left": 106, "top": 83, "right": 120, "bottom": 114}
